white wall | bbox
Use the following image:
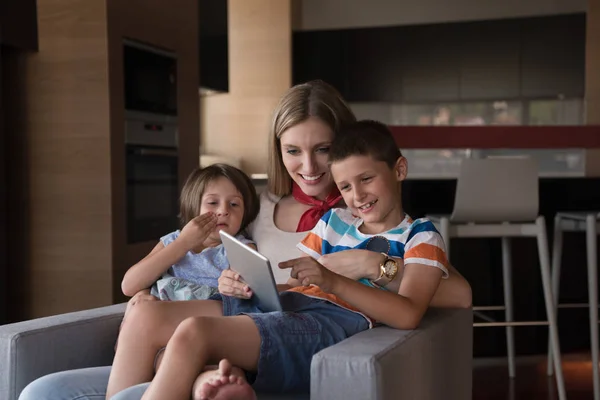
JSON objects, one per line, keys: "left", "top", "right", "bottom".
{"left": 294, "top": 0, "right": 587, "bottom": 31}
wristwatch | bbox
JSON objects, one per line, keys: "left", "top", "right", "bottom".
{"left": 372, "top": 253, "right": 399, "bottom": 287}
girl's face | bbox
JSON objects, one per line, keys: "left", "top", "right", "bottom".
{"left": 279, "top": 117, "right": 335, "bottom": 200}
{"left": 199, "top": 176, "right": 245, "bottom": 242}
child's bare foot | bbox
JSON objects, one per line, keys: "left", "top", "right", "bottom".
{"left": 193, "top": 359, "right": 256, "bottom": 400}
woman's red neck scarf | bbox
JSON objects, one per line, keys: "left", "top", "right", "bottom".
{"left": 292, "top": 182, "right": 342, "bottom": 232}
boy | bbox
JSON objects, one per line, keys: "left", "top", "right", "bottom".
{"left": 137, "top": 120, "right": 454, "bottom": 400}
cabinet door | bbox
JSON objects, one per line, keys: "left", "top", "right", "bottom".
{"left": 521, "top": 14, "right": 585, "bottom": 98}
{"left": 401, "top": 24, "right": 461, "bottom": 103}
{"left": 0, "top": 0, "right": 38, "bottom": 50}
{"left": 345, "top": 27, "right": 402, "bottom": 102}
{"left": 0, "top": 46, "right": 7, "bottom": 324}
{"left": 458, "top": 20, "right": 520, "bottom": 101}
{"left": 293, "top": 30, "right": 348, "bottom": 96}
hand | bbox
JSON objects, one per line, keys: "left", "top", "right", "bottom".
{"left": 124, "top": 289, "right": 157, "bottom": 318}
{"left": 129, "top": 289, "right": 157, "bottom": 306}
{"left": 279, "top": 256, "right": 340, "bottom": 293}
{"left": 218, "top": 269, "right": 253, "bottom": 299}
{"left": 318, "top": 249, "right": 395, "bottom": 281}
{"left": 178, "top": 212, "right": 217, "bottom": 251}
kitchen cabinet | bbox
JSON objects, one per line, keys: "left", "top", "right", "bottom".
{"left": 293, "top": 13, "right": 585, "bottom": 103}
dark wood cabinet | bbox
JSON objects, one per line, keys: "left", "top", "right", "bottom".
{"left": 400, "top": 24, "right": 461, "bottom": 102}
{"left": 293, "top": 13, "right": 586, "bottom": 103}
{"left": 457, "top": 20, "right": 521, "bottom": 100}
{"left": 199, "top": 0, "right": 228, "bottom": 92}
{"left": 0, "top": 45, "right": 6, "bottom": 324}
{"left": 520, "top": 15, "right": 585, "bottom": 98}
{"left": 293, "top": 30, "right": 349, "bottom": 98}
{"left": 0, "top": 0, "right": 38, "bottom": 50}
{"left": 0, "top": 0, "right": 38, "bottom": 324}
{"left": 346, "top": 28, "right": 402, "bottom": 102}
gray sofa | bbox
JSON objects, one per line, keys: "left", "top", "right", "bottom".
{"left": 0, "top": 304, "right": 472, "bottom": 400}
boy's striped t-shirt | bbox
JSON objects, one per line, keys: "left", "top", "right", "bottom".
{"left": 288, "top": 208, "right": 450, "bottom": 323}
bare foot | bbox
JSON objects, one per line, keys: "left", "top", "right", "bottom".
{"left": 193, "top": 359, "right": 256, "bottom": 400}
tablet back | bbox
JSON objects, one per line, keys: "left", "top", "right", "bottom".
{"left": 219, "top": 231, "right": 283, "bottom": 312}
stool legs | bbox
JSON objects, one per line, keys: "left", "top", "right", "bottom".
{"left": 440, "top": 217, "right": 451, "bottom": 259}
{"left": 502, "top": 237, "right": 516, "bottom": 378}
{"left": 537, "top": 216, "right": 567, "bottom": 400}
{"left": 548, "top": 214, "right": 564, "bottom": 376}
{"left": 587, "top": 214, "right": 599, "bottom": 400}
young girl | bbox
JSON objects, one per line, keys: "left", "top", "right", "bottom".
{"left": 121, "top": 163, "right": 260, "bottom": 316}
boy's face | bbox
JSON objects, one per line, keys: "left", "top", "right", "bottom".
{"left": 330, "top": 154, "right": 407, "bottom": 234}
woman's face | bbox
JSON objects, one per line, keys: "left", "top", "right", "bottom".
{"left": 280, "top": 117, "right": 335, "bottom": 200}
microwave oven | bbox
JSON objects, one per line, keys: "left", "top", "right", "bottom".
{"left": 124, "top": 40, "right": 177, "bottom": 116}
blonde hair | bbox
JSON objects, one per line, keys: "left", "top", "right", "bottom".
{"left": 179, "top": 164, "right": 259, "bottom": 233}
{"left": 266, "top": 80, "right": 356, "bottom": 196}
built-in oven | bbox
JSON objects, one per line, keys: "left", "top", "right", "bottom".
{"left": 125, "top": 111, "right": 179, "bottom": 244}
{"left": 123, "top": 40, "right": 180, "bottom": 244}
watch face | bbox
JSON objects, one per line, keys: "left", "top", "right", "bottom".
{"left": 384, "top": 259, "right": 398, "bottom": 275}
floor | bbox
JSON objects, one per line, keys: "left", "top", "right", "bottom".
{"left": 473, "top": 353, "right": 596, "bottom": 399}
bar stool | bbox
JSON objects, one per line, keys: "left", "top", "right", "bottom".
{"left": 428, "top": 158, "right": 566, "bottom": 400}
{"left": 547, "top": 212, "right": 600, "bottom": 400}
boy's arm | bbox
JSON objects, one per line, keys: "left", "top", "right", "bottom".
{"left": 279, "top": 256, "right": 442, "bottom": 330}
{"left": 331, "top": 263, "right": 443, "bottom": 330}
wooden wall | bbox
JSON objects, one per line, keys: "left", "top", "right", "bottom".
{"left": 200, "top": 0, "right": 291, "bottom": 175}
{"left": 6, "top": 0, "right": 199, "bottom": 320}
{"left": 8, "top": 0, "right": 113, "bottom": 319}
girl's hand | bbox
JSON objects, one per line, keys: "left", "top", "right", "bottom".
{"left": 218, "top": 269, "right": 253, "bottom": 299}
{"left": 124, "top": 289, "right": 158, "bottom": 318}
{"left": 178, "top": 212, "right": 217, "bottom": 251}
{"left": 318, "top": 250, "right": 404, "bottom": 281}
{"left": 279, "top": 256, "right": 340, "bottom": 293}
{"left": 129, "top": 289, "right": 157, "bottom": 306}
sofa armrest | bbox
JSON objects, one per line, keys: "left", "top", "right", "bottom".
{"left": 310, "top": 308, "right": 473, "bottom": 400}
{"left": 0, "top": 303, "right": 126, "bottom": 400}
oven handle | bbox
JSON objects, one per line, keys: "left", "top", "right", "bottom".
{"left": 136, "top": 148, "right": 178, "bottom": 157}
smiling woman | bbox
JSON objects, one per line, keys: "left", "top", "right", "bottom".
{"left": 279, "top": 117, "right": 335, "bottom": 199}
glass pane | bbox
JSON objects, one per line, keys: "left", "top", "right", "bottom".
{"left": 528, "top": 98, "right": 583, "bottom": 125}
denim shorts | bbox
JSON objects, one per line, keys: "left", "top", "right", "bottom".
{"left": 211, "top": 291, "right": 370, "bottom": 393}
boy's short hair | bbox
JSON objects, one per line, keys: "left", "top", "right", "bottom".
{"left": 179, "top": 164, "right": 259, "bottom": 233}
{"left": 328, "top": 120, "right": 402, "bottom": 167}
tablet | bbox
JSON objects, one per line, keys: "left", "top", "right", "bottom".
{"left": 219, "top": 230, "right": 283, "bottom": 312}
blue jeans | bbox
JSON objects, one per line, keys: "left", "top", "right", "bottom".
{"left": 18, "top": 366, "right": 149, "bottom": 400}
{"left": 218, "top": 291, "right": 370, "bottom": 393}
